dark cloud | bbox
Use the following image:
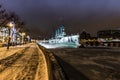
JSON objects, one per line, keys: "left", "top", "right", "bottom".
{"left": 1, "top": 0, "right": 120, "bottom": 38}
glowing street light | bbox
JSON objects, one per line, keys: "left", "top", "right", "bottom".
{"left": 22, "top": 32, "right": 26, "bottom": 36}
{"left": 22, "top": 32, "right": 26, "bottom": 44}
{"left": 7, "top": 21, "right": 15, "bottom": 28}
{"left": 7, "top": 21, "right": 15, "bottom": 50}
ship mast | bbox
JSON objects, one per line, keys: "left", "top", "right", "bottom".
{"left": 55, "top": 25, "right": 66, "bottom": 38}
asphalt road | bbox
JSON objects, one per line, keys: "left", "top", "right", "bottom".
{"left": 50, "top": 47, "right": 120, "bottom": 80}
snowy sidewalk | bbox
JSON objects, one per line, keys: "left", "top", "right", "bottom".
{"left": 0, "top": 44, "right": 30, "bottom": 60}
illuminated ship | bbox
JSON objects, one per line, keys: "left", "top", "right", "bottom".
{"left": 39, "top": 25, "right": 80, "bottom": 48}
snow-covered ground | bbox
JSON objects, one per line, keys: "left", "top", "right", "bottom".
{"left": 0, "top": 43, "right": 48, "bottom": 80}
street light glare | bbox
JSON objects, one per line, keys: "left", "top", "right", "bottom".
{"left": 7, "top": 21, "right": 15, "bottom": 28}
{"left": 22, "top": 32, "right": 26, "bottom": 36}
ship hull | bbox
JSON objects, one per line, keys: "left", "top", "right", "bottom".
{"left": 39, "top": 35, "right": 79, "bottom": 49}
{"left": 39, "top": 42, "right": 79, "bottom": 49}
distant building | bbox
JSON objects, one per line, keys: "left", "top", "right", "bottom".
{"left": 97, "top": 30, "right": 120, "bottom": 39}
{"left": 80, "top": 31, "right": 91, "bottom": 39}
{"left": 0, "top": 27, "right": 9, "bottom": 42}
{"left": 0, "top": 27, "right": 22, "bottom": 44}
{"left": 97, "top": 29, "right": 120, "bottom": 47}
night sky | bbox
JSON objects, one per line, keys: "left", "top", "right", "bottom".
{"left": 1, "top": 0, "right": 120, "bottom": 38}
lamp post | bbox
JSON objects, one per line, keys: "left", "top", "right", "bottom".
{"left": 22, "top": 32, "right": 26, "bottom": 45}
{"left": 7, "top": 21, "right": 15, "bottom": 50}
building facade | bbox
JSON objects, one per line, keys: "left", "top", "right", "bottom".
{"left": 0, "top": 27, "right": 9, "bottom": 42}
{"left": 0, "top": 27, "right": 23, "bottom": 45}
{"left": 97, "top": 30, "right": 120, "bottom": 39}
{"left": 97, "top": 30, "right": 120, "bottom": 47}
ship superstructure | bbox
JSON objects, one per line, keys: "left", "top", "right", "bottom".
{"left": 39, "top": 25, "right": 80, "bottom": 48}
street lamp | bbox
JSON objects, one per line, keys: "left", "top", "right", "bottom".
{"left": 22, "top": 32, "right": 26, "bottom": 44}
{"left": 6, "top": 21, "right": 15, "bottom": 49}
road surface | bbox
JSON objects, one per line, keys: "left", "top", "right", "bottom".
{"left": 50, "top": 48, "right": 120, "bottom": 80}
